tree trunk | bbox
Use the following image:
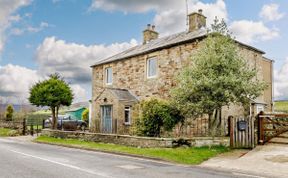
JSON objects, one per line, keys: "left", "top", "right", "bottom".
{"left": 56, "top": 106, "right": 59, "bottom": 130}
{"left": 208, "top": 108, "right": 222, "bottom": 136}
{"left": 51, "top": 107, "right": 56, "bottom": 130}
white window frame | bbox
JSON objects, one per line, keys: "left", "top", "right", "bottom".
{"left": 147, "top": 57, "right": 157, "bottom": 78}
{"left": 256, "top": 105, "right": 264, "bottom": 114}
{"left": 105, "top": 67, "right": 113, "bottom": 85}
{"left": 124, "top": 106, "right": 131, "bottom": 125}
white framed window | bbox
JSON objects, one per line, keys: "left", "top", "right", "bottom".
{"left": 256, "top": 105, "right": 264, "bottom": 114}
{"left": 147, "top": 57, "right": 157, "bottom": 78}
{"left": 124, "top": 106, "right": 131, "bottom": 125}
{"left": 105, "top": 67, "right": 113, "bottom": 85}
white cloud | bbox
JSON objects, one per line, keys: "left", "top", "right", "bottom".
{"left": 0, "top": 64, "right": 42, "bottom": 103}
{"left": 10, "top": 21, "right": 50, "bottom": 36}
{"left": 154, "top": 0, "right": 227, "bottom": 36}
{"left": 90, "top": 0, "right": 227, "bottom": 36}
{"left": 70, "top": 84, "right": 87, "bottom": 103}
{"left": 260, "top": 3, "right": 285, "bottom": 21}
{"left": 36, "top": 36, "right": 138, "bottom": 83}
{"left": 90, "top": 0, "right": 183, "bottom": 13}
{"left": 274, "top": 58, "right": 288, "bottom": 100}
{"left": 229, "top": 20, "right": 279, "bottom": 44}
{"left": 0, "top": 0, "right": 31, "bottom": 53}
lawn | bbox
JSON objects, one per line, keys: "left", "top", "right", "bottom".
{"left": 274, "top": 101, "right": 288, "bottom": 113}
{"left": 0, "top": 128, "right": 12, "bottom": 137}
{"left": 35, "top": 136, "right": 229, "bottom": 165}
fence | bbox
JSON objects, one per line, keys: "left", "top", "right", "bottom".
{"left": 0, "top": 115, "right": 47, "bottom": 135}
{"left": 230, "top": 117, "right": 255, "bottom": 148}
{"left": 172, "top": 117, "right": 210, "bottom": 137}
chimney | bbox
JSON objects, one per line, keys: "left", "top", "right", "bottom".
{"left": 143, "top": 24, "right": 159, "bottom": 44}
{"left": 188, "top": 9, "right": 207, "bottom": 32}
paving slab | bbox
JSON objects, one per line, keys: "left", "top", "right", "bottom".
{"left": 201, "top": 144, "right": 288, "bottom": 178}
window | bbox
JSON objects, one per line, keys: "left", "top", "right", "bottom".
{"left": 105, "top": 67, "right": 113, "bottom": 85}
{"left": 256, "top": 105, "right": 264, "bottom": 114}
{"left": 147, "top": 57, "right": 157, "bottom": 78}
{"left": 124, "top": 106, "right": 131, "bottom": 124}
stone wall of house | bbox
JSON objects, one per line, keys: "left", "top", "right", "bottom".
{"left": 91, "top": 39, "right": 273, "bottom": 135}
{"left": 42, "top": 129, "right": 230, "bottom": 148}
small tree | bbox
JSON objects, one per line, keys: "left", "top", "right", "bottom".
{"left": 171, "top": 18, "right": 267, "bottom": 133}
{"left": 29, "top": 74, "right": 73, "bottom": 129}
{"left": 5, "top": 105, "right": 14, "bottom": 121}
{"left": 137, "top": 98, "right": 184, "bottom": 137}
{"left": 82, "top": 108, "right": 89, "bottom": 124}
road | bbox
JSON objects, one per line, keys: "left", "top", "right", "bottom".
{"left": 0, "top": 137, "right": 257, "bottom": 178}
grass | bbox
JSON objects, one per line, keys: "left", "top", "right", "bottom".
{"left": 35, "top": 136, "right": 229, "bottom": 165}
{"left": 274, "top": 101, "right": 288, "bottom": 113}
{"left": 0, "top": 128, "right": 13, "bottom": 137}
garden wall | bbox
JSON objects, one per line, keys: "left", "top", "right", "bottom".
{"left": 42, "top": 129, "right": 229, "bottom": 148}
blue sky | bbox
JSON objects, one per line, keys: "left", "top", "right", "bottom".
{"left": 0, "top": 0, "right": 287, "bottom": 104}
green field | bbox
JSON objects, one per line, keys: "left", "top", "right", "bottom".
{"left": 274, "top": 101, "right": 288, "bottom": 113}
{"left": 35, "top": 136, "right": 229, "bottom": 165}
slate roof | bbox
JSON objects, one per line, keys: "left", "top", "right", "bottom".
{"left": 91, "top": 29, "right": 265, "bottom": 67}
{"left": 109, "top": 88, "right": 138, "bottom": 102}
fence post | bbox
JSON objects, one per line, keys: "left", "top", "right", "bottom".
{"left": 42, "top": 119, "right": 45, "bottom": 130}
{"left": 22, "top": 118, "right": 26, "bottom": 135}
{"left": 229, "top": 116, "right": 234, "bottom": 148}
{"left": 30, "top": 123, "right": 34, "bottom": 136}
{"left": 257, "top": 112, "right": 264, "bottom": 145}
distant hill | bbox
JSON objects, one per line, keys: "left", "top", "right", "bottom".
{"left": 0, "top": 104, "right": 38, "bottom": 113}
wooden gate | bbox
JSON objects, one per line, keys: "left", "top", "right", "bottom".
{"left": 257, "top": 113, "right": 288, "bottom": 144}
{"left": 230, "top": 117, "right": 255, "bottom": 148}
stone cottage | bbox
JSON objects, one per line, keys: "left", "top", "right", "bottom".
{"left": 90, "top": 10, "right": 273, "bottom": 135}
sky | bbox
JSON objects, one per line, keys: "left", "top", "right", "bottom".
{"left": 0, "top": 0, "right": 287, "bottom": 104}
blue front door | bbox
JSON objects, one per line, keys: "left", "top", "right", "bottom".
{"left": 101, "top": 106, "right": 112, "bottom": 133}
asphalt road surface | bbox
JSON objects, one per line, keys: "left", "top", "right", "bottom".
{"left": 0, "top": 137, "right": 258, "bottom": 178}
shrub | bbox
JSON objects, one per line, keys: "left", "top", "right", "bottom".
{"left": 7, "top": 130, "right": 19, "bottom": 137}
{"left": 137, "top": 98, "right": 184, "bottom": 137}
{"left": 82, "top": 108, "right": 89, "bottom": 124}
{"left": 5, "top": 105, "right": 14, "bottom": 121}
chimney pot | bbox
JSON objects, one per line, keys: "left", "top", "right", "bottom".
{"left": 147, "top": 24, "right": 151, "bottom": 30}
{"left": 198, "top": 9, "right": 203, "bottom": 14}
{"left": 152, "top": 25, "right": 155, "bottom": 31}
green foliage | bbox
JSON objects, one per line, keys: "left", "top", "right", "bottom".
{"left": 171, "top": 18, "right": 267, "bottom": 119}
{"left": 29, "top": 74, "right": 73, "bottom": 108}
{"left": 29, "top": 73, "right": 73, "bottom": 129}
{"left": 82, "top": 108, "right": 89, "bottom": 124}
{"left": 136, "top": 98, "right": 184, "bottom": 137}
{"left": 5, "top": 105, "right": 14, "bottom": 121}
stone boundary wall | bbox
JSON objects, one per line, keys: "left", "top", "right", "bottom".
{"left": 42, "top": 129, "right": 229, "bottom": 148}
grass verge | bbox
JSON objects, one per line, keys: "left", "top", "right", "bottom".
{"left": 35, "top": 136, "right": 229, "bottom": 165}
{"left": 0, "top": 128, "right": 13, "bottom": 137}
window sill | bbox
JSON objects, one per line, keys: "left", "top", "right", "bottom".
{"left": 147, "top": 76, "right": 157, "bottom": 79}
{"left": 124, "top": 123, "right": 131, "bottom": 126}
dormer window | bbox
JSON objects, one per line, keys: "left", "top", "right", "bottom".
{"left": 147, "top": 57, "right": 157, "bottom": 78}
{"left": 105, "top": 67, "right": 113, "bottom": 85}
